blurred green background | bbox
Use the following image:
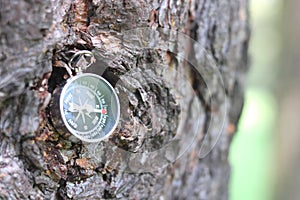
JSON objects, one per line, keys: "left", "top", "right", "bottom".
{"left": 229, "top": 0, "right": 282, "bottom": 199}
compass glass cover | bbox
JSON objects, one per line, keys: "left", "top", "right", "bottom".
{"left": 60, "top": 73, "right": 120, "bottom": 142}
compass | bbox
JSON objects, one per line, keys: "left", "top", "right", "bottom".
{"left": 60, "top": 73, "right": 120, "bottom": 142}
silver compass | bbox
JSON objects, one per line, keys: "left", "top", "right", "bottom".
{"left": 59, "top": 51, "right": 120, "bottom": 142}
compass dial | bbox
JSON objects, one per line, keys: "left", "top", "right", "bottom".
{"left": 60, "top": 73, "right": 120, "bottom": 142}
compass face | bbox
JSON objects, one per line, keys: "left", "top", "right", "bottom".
{"left": 60, "top": 73, "right": 120, "bottom": 142}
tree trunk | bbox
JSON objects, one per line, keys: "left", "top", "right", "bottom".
{"left": 0, "top": 0, "right": 249, "bottom": 199}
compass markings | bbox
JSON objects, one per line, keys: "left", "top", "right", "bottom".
{"left": 92, "top": 116, "right": 99, "bottom": 125}
{"left": 86, "top": 90, "right": 94, "bottom": 99}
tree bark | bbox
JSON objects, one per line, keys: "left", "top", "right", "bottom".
{"left": 0, "top": 0, "right": 249, "bottom": 199}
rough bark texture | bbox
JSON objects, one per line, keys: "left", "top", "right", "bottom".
{"left": 0, "top": 0, "right": 249, "bottom": 199}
